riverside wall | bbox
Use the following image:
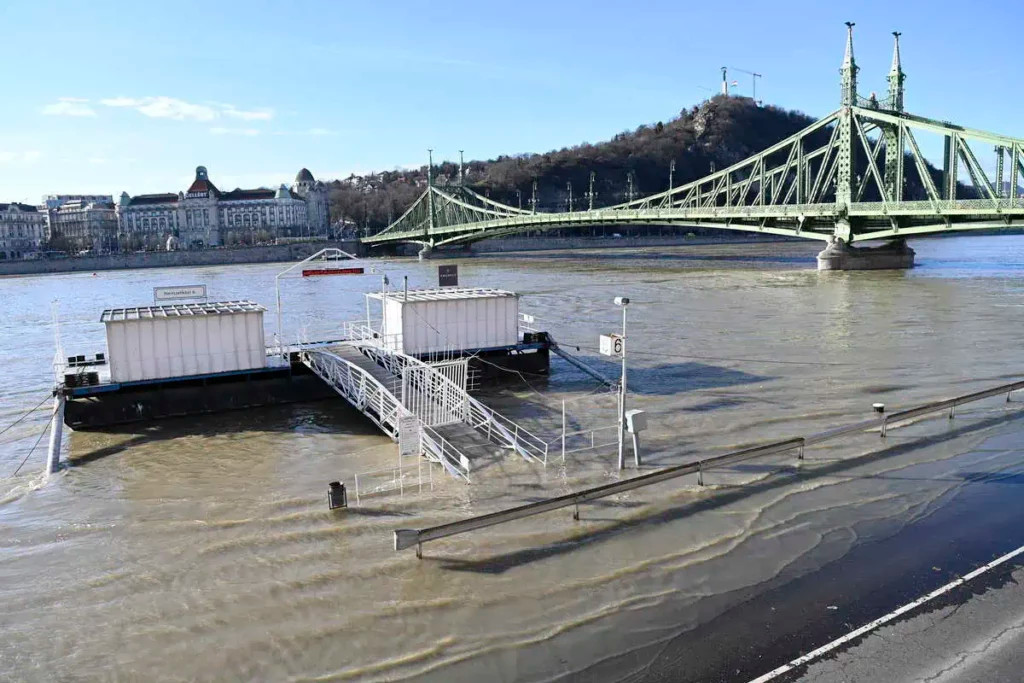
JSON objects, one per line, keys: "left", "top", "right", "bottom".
{"left": 0, "top": 240, "right": 363, "bottom": 277}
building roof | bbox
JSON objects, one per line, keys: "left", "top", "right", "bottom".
{"left": 127, "top": 193, "right": 180, "bottom": 206}
{"left": 186, "top": 178, "right": 220, "bottom": 197}
{"left": 219, "top": 187, "right": 302, "bottom": 201}
{"left": 366, "top": 287, "right": 517, "bottom": 303}
{"left": 0, "top": 202, "right": 40, "bottom": 213}
{"left": 100, "top": 300, "right": 265, "bottom": 322}
{"left": 295, "top": 168, "right": 315, "bottom": 183}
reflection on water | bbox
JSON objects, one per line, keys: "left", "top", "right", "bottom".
{"left": 2, "top": 235, "right": 1024, "bottom": 681}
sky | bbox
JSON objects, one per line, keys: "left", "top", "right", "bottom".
{"left": 0, "top": 0, "right": 1020, "bottom": 203}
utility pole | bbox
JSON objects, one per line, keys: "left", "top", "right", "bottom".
{"left": 530, "top": 180, "right": 538, "bottom": 214}
{"left": 668, "top": 160, "right": 675, "bottom": 196}
{"left": 566, "top": 181, "right": 574, "bottom": 212}
{"left": 626, "top": 171, "right": 636, "bottom": 202}
{"left": 587, "top": 171, "right": 596, "bottom": 210}
{"left": 516, "top": 189, "right": 522, "bottom": 210}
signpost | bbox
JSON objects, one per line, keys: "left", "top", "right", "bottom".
{"left": 153, "top": 285, "right": 207, "bottom": 303}
{"left": 438, "top": 264, "right": 458, "bottom": 287}
{"left": 398, "top": 415, "right": 421, "bottom": 458}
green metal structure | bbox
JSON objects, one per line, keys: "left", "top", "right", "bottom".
{"left": 363, "top": 26, "right": 1024, "bottom": 251}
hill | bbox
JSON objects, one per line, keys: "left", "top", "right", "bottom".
{"left": 326, "top": 95, "right": 945, "bottom": 235}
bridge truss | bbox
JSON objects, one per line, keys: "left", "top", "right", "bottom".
{"left": 364, "top": 28, "right": 1024, "bottom": 250}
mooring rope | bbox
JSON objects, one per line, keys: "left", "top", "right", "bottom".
{"left": 10, "top": 415, "right": 53, "bottom": 477}
{"left": 0, "top": 393, "right": 53, "bottom": 437}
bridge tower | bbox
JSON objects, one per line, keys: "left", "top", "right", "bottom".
{"left": 883, "top": 32, "right": 906, "bottom": 201}
{"left": 835, "top": 21, "right": 859, "bottom": 234}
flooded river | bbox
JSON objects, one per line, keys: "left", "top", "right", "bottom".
{"left": 2, "top": 236, "right": 1024, "bottom": 681}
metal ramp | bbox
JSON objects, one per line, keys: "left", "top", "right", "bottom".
{"left": 301, "top": 348, "right": 470, "bottom": 480}
{"left": 339, "top": 330, "right": 550, "bottom": 467}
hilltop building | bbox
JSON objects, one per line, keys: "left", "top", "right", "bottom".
{"left": 117, "top": 166, "right": 330, "bottom": 249}
{"left": 0, "top": 202, "right": 48, "bottom": 260}
{"left": 44, "top": 195, "right": 118, "bottom": 253}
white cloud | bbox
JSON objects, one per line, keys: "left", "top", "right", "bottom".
{"left": 210, "top": 127, "right": 261, "bottom": 136}
{"left": 42, "top": 97, "right": 97, "bottom": 117}
{"left": 222, "top": 106, "right": 273, "bottom": 121}
{"left": 100, "top": 97, "right": 273, "bottom": 123}
{"left": 272, "top": 127, "right": 339, "bottom": 137}
{"left": 101, "top": 96, "right": 217, "bottom": 121}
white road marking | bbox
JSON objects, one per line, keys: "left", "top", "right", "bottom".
{"left": 747, "top": 542, "right": 1024, "bottom": 683}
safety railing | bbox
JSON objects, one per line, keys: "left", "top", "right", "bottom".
{"left": 421, "top": 425, "right": 471, "bottom": 480}
{"left": 350, "top": 332, "right": 550, "bottom": 466}
{"left": 558, "top": 424, "right": 619, "bottom": 460}
{"left": 394, "top": 378, "right": 1024, "bottom": 556}
{"left": 467, "top": 400, "right": 550, "bottom": 466}
{"left": 302, "top": 349, "right": 406, "bottom": 439}
{"left": 352, "top": 461, "right": 435, "bottom": 505}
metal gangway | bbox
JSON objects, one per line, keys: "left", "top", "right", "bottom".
{"left": 301, "top": 348, "right": 471, "bottom": 480}
{"left": 298, "top": 323, "right": 549, "bottom": 481}
{"left": 338, "top": 321, "right": 549, "bottom": 465}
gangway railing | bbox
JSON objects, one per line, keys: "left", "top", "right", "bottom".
{"left": 394, "top": 378, "right": 1024, "bottom": 557}
{"left": 339, "top": 322, "right": 550, "bottom": 466}
{"left": 301, "top": 349, "right": 471, "bottom": 480}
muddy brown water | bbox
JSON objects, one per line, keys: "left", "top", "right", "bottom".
{"left": 2, "top": 236, "right": 1024, "bottom": 681}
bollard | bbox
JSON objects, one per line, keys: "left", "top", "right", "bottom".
{"left": 328, "top": 481, "right": 348, "bottom": 510}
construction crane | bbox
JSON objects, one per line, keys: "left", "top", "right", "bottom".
{"left": 730, "top": 66, "right": 763, "bottom": 104}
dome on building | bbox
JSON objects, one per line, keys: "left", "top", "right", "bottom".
{"left": 295, "top": 168, "right": 315, "bottom": 183}
{"left": 275, "top": 184, "right": 291, "bottom": 199}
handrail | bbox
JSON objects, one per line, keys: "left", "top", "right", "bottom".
{"left": 394, "top": 378, "right": 1024, "bottom": 556}
{"left": 345, "top": 329, "right": 550, "bottom": 465}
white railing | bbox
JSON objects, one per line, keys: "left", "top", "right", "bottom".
{"left": 358, "top": 340, "right": 550, "bottom": 466}
{"left": 467, "top": 400, "right": 550, "bottom": 466}
{"left": 421, "top": 425, "right": 471, "bottom": 480}
{"left": 353, "top": 461, "right": 434, "bottom": 505}
{"left": 303, "top": 348, "right": 471, "bottom": 480}
{"left": 302, "top": 349, "right": 405, "bottom": 439}
{"left": 557, "top": 424, "right": 619, "bottom": 461}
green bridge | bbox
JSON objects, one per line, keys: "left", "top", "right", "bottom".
{"left": 363, "top": 25, "right": 1024, "bottom": 269}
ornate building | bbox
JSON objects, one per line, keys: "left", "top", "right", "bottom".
{"left": 0, "top": 202, "right": 48, "bottom": 260}
{"left": 117, "top": 166, "right": 331, "bottom": 249}
{"left": 45, "top": 196, "right": 118, "bottom": 253}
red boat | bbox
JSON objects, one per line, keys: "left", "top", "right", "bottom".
{"left": 302, "top": 267, "right": 365, "bottom": 277}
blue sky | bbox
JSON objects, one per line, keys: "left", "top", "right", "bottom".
{"left": 0, "top": 0, "right": 1019, "bottom": 203}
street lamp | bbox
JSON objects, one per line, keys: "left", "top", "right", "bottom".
{"left": 614, "top": 296, "right": 629, "bottom": 470}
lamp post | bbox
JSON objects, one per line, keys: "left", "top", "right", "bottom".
{"left": 614, "top": 296, "right": 629, "bottom": 470}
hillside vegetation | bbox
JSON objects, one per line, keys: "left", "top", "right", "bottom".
{"left": 327, "top": 95, "right": 941, "bottom": 235}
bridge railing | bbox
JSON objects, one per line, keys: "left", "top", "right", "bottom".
{"left": 394, "top": 378, "right": 1024, "bottom": 556}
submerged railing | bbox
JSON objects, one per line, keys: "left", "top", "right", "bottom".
{"left": 394, "top": 378, "right": 1024, "bottom": 557}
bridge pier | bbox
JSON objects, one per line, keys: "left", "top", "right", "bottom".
{"left": 817, "top": 237, "right": 915, "bottom": 271}
{"left": 417, "top": 244, "right": 432, "bottom": 260}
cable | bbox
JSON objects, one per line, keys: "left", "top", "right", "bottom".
{"left": 0, "top": 393, "right": 53, "bottom": 437}
{"left": 555, "top": 341, "right": 856, "bottom": 367}
{"left": 10, "top": 415, "right": 53, "bottom": 477}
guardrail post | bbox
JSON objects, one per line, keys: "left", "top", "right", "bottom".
{"left": 697, "top": 462, "right": 704, "bottom": 486}
{"left": 948, "top": 403, "right": 956, "bottom": 419}
{"left": 561, "top": 400, "right": 566, "bottom": 463}
{"left": 416, "top": 542, "right": 422, "bottom": 559}
{"left": 573, "top": 502, "right": 580, "bottom": 521}
{"left": 880, "top": 416, "right": 888, "bottom": 438}
{"left": 797, "top": 443, "right": 805, "bottom": 461}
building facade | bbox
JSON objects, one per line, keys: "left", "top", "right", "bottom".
{"left": 117, "top": 166, "right": 331, "bottom": 249}
{"left": 45, "top": 195, "right": 118, "bottom": 253}
{"left": 0, "top": 202, "right": 48, "bottom": 260}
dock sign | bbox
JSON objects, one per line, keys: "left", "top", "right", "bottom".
{"left": 438, "top": 264, "right": 459, "bottom": 287}
{"left": 153, "top": 284, "right": 207, "bottom": 302}
{"left": 599, "top": 333, "right": 623, "bottom": 357}
{"left": 398, "top": 415, "right": 421, "bottom": 457}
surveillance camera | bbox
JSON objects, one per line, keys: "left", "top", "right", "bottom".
{"left": 614, "top": 297, "right": 630, "bottom": 306}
